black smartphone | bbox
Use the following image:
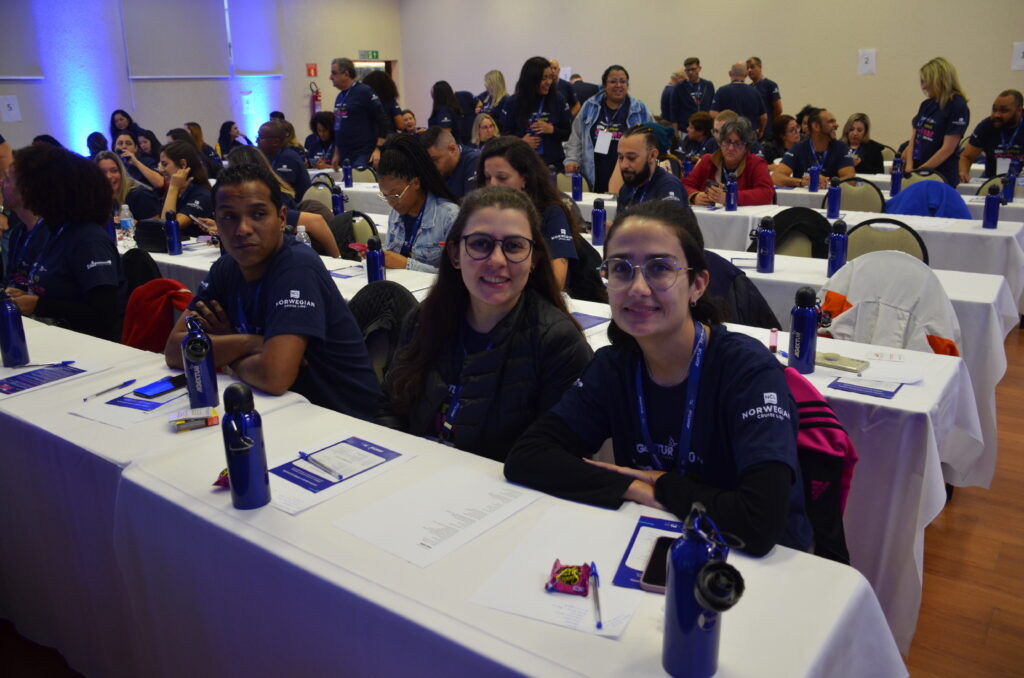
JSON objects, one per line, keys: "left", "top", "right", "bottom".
{"left": 132, "top": 374, "right": 187, "bottom": 399}
{"left": 639, "top": 535, "right": 676, "bottom": 594}
{"left": 704, "top": 180, "right": 721, "bottom": 191}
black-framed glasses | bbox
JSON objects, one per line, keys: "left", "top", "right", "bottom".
{"left": 598, "top": 257, "right": 692, "bottom": 291}
{"left": 461, "top": 234, "right": 535, "bottom": 263}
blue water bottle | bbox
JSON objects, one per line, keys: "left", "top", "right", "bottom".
{"left": 571, "top": 171, "right": 583, "bottom": 201}
{"left": 724, "top": 173, "right": 738, "bottom": 211}
{"left": 807, "top": 164, "right": 821, "bottom": 193}
{"left": 788, "top": 287, "right": 820, "bottom": 374}
{"left": 1003, "top": 170, "right": 1017, "bottom": 204}
{"left": 982, "top": 185, "right": 1001, "bottom": 229}
{"left": 0, "top": 295, "right": 30, "bottom": 367}
{"left": 827, "top": 219, "right": 848, "bottom": 277}
{"left": 890, "top": 157, "right": 903, "bottom": 197}
{"left": 182, "top": 315, "right": 219, "bottom": 408}
{"left": 331, "top": 185, "right": 344, "bottom": 215}
{"left": 221, "top": 382, "right": 270, "bottom": 510}
{"left": 826, "top": 177, "right": 842, "bottom": 218}
{"left": 342, "top": 158, "right": 353, "bottom": 187}
{"left": 591, "top": 198, "right": 607, "bottom": 246}
{"left": 755, "top": 216, "right": 775, "bottom": 273}
{"left": 366, "top": 236, "right": 386, "bottom": 282}
{"left": 683, "top": 158, "right": 693, "bottom": 177}
{"left": 164, "top": 211, "right": 182, "bottom": 255}
{"left": 663, "top": 504, "right": 744, "bottom": 678}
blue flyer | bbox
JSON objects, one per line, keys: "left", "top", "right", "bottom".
{"left": 613, "top": 515, "right": 683, "bottom": 590}
{"left": 0, "top": 364, "right": 85, "bottom": 395}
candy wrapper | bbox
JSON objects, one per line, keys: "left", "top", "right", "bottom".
{"left": 544, "top": 559, "right": 591, "bottom": 596}
{"left": 212, "top": 468, "right": 230, "bottom": 488}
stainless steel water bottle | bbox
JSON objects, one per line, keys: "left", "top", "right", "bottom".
{"left": 788, "top": 286, "right": 820, "bottom": 374}
{"left": 221, "top": 382, "right": 270, "bottom": 510}
{"left": 755, "top": 216, "right": 775, "bottom": 274}
{"left": 182, "top": 315, "right": 219, "bottom": 408}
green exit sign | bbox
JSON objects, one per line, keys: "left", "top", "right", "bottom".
{"left": 358, "top": 50, "right": 380, "bottom": 59}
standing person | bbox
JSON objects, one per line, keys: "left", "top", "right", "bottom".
{"left": 772, "top": 109, "right": 855, "bottom": 188}
{"left": 498, "top": 56, "right": 572, "bottom": 170}
{"left": 475, "top": 69, "right": 509, "bottom": 115}
{"left": 422, "top": 127, "right": 480, "bottom": 200}
{"left": 109, "top": 109, "right": 142, "bottom": 148}
{"left": 159, "top": 140, "right": 213, "bottom": 238}
{"left": 710, "top": 63, "right": 766, "bottom": 138}
{"left": 670, "top": 57, "right": 715, "bottom": 133}
{"left": 305, "top": 111, "right": 336, "bottom": 169}
{"left": 684, "top": 117, "right": 775, "bottom": 206}
{"left": 163, "top": 163, "right": 379, "bottom": 418}
{"left": 841, "top": 113, "right": 886, "bottom": 175}
{"left": 217, "top": 121, "right": 252, "bottom": 157}
{"left": 570, "top": 74, "right": 599, "bottom": 106}
{"left": 362, "top": 69, "right": 405, "bottom": 135}
{"left": 95, "top": 151, "right": 162, "bottom": 221}
{"left": 379, "top": 186, "right": 593, "bottom": 460}
{"left": 114, "top": 131, "right": 164, "bottom": 190}
{"left": 661, "top": 69, "right": 684, "bottom": 121}
{"left": 616, "top": 125, "right": 685, "bottom": 208}
{"left": 256, "top": 121, "right": 310, "bottom": 199}
{"left": 504, "top": 199, "right": 813, "bottom": 557}
{"left": 548, "top": 59, "right": 580, "bottom": 117}
{"left": 905, "top": 56, "right": 970, "bottom": 186}
{"left": 959, "top": 89, "right": 1023, "bottom": 182}
{"left": 428, "top": 80, "right": 464, "bottom": 141}
{"left": 564, "top": 64, "right": 652, "bottom": 194}
{"left": 469, "top": 113, "right": 500, "bottom": 148}
{"left": 329, "top": 57, "right": 388, "bottom": 169}
{"left": 747, "top": 57, "right": 782, "bottom": 140}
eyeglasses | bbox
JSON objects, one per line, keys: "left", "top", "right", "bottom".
{"left": 461, "top": 233, "right": 535, "bottom": 263}
{"left": 377, "top": 183, "right": 411, "bottom": 205}
{"left": 598, "top": 257, "right": 692, "bottom": 291}
{"left": 684, "top": 67, "right": 699, "bottom": 73}
{"left": 720, "top": 139, "right": 746, "bottom": 149}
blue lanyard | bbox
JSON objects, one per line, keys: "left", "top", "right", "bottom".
{"left": 601, "top": 100, "right": 626, "bottom": 127}
{"left": 1000, "top": 117, "right": 1023, "bottom": 150}
{"left": 338, "top": 83, "right": 354, "bottom": 108}
{"left": 234, "top": 281, "right": 263, "bottom": 334}
{"left": 7, "top": 219, "right": 44, "bottom": 284}
{"left": 634, "top": 320, "right": 706, "bottom": 473}
{"left": 399, "top": 204, "right": 426, "bottom": 257}
{"left": 440, "top": 336, "right": 493, "bottom": 442}
{"left": 809, "top": 142, "right": 828, "bottom": 169}
{"left": 27, "top": 224, "right": 66, "bottom": 289}
{"left": 690, "top": 81, "right": 704, "bottom": 104}
{"left": 630, "top": 173, "right": 656, "bottom": 205}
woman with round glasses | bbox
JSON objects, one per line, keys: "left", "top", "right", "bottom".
{"left": 380, "top": 186, "right": 593, "bottom": 460}
{"left": 683, "top": 116, "right": 775, "bottom": 206}
{"left": 376, "top": 134, "right": 459, "bottom": 272}
{"left": 505, "top": 200, "right": 811, "bottom": 556}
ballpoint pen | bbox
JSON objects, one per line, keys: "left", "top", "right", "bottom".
{"left": 21, "top": 360, "right": 75, "bottom": 368}
{"left": 82, "top": 378, "right": 136, "bottom": 402}
{"left": 590, "top": 561, "right": 603, "bottom": 630}
{"left": 298, "top": 450, "right": 342, "bottom": 479}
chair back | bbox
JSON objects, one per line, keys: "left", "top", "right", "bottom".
{"left": 747, "top": 206, "right": 831, "bottom": 259}
{"left": 880, "top": 145, "right": 896, "bottom": 163}
{"left": 847, "top": 217, "right": 929, "bottom": 264}
{"left": 351, "top": 167, "right": 378, "bottom": 183}
{"left": 901, "top": 169, "right": 947, "bottom": 187}
{"left": 704, "top": 251, "right": 780, "bottom": 329}
{"left": 555, "top": 172, "right": 574, "bottom": 194}
{"left": 351, "top": 212, "right": 378, "bottom": 245}
{"left": 301, "top": 182, "right": 335, "bottom": 215}
{"left": 347, "top": 281, "right": 420, "bottom": 382}
{"left": 328, "top": 211, "right": 379, "bottom": 261}
{"left": 976, "top": 174, "right": 1016, "bottom": 199}
{"left": 819, "top": 178, "right": 885, "bottom": 213}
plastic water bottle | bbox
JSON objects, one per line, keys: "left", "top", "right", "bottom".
{"left": 755, "top": 216, "right": 775, "bottom": 274}
{"left": 826, "top": 177, "right": 841, "bottom": 219}
{"left": 118, "top": 204, "right": 135, "bottom": 245}
{"left": 331, "top": 185, "right": 344, "bottom": 215}
{"left": 0, "top": 295, "right": 29, "bottom": 367}
{"left": 342, "top": 159, "right": 353, "bottom": 187}
{"left": 295, "top": 224, "right": 312, "bottom": 247}
{"left": 724, "top": 173, "right": 738, "bottom": 211}
{"left": 221, "top": 382, "right": 270, "bottom": 510}
{"left": 982, "top": 185, "right": 1001, "bottom": 229}
{"left": 788, "top": 287, "right": 819, "bottom": 374}
{"left": 366, "top": 236, "right": 385, "bottom": 282}
{"left": 182, "top": 315, "right": 219, "bottom": 408}
{"left": 165, "top": 211, "right": 182, "bottom": 255}
{"left": 663, "top": 504, "right": 744, "bottom": 678}
{"left": 591, "top": 198, "right": 607, "bottom": 246}
{"left": 571, "top": 171, "right": 583, "bottom": 201}
{"left": 683, "top": 158, "right": 693, "bottom": 177}
{"left": 807, "top": 164, "right": 821, "bottom": 193}
{"left": 827, "top": 219, "right": 848, "bottom": 277}
{"left": 890, "top": 157, "right": 903, "bottom": 197}
{"left": 1003, "top": 170, "right": 1018, "bottom": 204}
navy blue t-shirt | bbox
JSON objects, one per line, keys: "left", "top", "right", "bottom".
{"left": 125, "top": 154, "right": 158, "bottom": 187}
{"left": 556, "top": 79, "right": 577, "bottom": 111}
{"left": 304, "top": 133, "right": 334, "bottom": 165}
{"left": 670, "top": 79, "right": 714, "bottom": 129}
{"left": 28, "top": 222, "right": 121, "bottom": 303}
{"left": 334, "top": 82, "right": 385, "bottom": 160}
{"left": 126, "top": 184, "right": 162, "bottom": 220}
{"left": 447, "top": 146, "right": 479, "bottom": 200}
{"left": 751, "top": 78, "right": 780, "bottom": 136}
{"left": 191, "top": 238, "right": 379, "bottom": 418}
{"left": 710, "top": 83, "right": 766, "bottom": 130}
{"left": 589, "top": 99, "right": 631, "bottom": 193}
{"left": 912, "top": 95, "right": 969, "bottom": 185}
{"left": 617, "top": 166, "right": 685, "bottom": 207}
{"left": 540, "top": 203, "right": 577, "bottom": 262}
{"left": 270, "top": 148, "right": 310, "bottom": 198}
{"left": 780, "top": 138, "right": 855, "bottom": 179}
{"left": 498, "top": 92, "right": 572, "bottom": 167}
{"left": 550, "top": 327, "right": 812, "bottom": 551}
{"left": 429, "top": 105, "right": 462, "bottom": 141}
{"left": 383, "top": 99, "right": 402, "bottom": 134}
{"left": 680, "top": 135, "right": 718, "bottom": 160}
{"left": 968, "top": 115, "right": 1023, "bottom": 178}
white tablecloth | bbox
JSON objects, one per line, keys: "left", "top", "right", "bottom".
{"left": 113, "top": 403, "right": 906, "bottom": 677}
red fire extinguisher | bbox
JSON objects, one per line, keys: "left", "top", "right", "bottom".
{"left": 310, "top": 82, "right": 322, "bottom": 116}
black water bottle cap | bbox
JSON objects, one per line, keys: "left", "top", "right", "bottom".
{"left": 830, "top": 177, "right": 840, "bottom": 187}
{"left": 832, "top": 219, "right": 847, "bottom": 234}
{"left": 593, "top": 198, "right": 604, "bottom": 210}
{"left": 695, "top": 562, "right": 745, "bottom": 613}
{"left": 795, "top": 286, "right": 817, "bottom": 306}
{"left": 223, "top": 382, "right": 254, "bottom": 414}
{"left": 165, "top": 210, "right": 176, "bottom": 220}
{"left": 331, "top": 184, "right": 341, "bottom": 194}
{"left": 367, "top": 236, "right": 381, "bottom": 250}
{"left": 759, "top": 216, "right": 775, "bottom": 230}
{"left": 988, "top": 185, "right": 1001, "bottom": 195}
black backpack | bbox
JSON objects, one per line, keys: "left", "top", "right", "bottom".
{"left": 327, "top": 211, "right": 379, "bottom": 262}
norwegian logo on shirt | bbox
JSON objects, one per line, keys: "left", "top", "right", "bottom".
{"left": 290, "top": 289, "right": 300, "bottom": 299}
{"left": 763, "top": 392, "right": 778, "bottom": 405}
{"left": 275, "top": 290, "right": 316, "bottom": 309}
{"left": 86, "top": 259, "right": 113, "bottom": 270}
{"left": 740, "top": 398, "right": 791, "bottom": 422}
{"left": 188, "top": 200, "right": 202, "bottom": 209}
{"left": 278, "top": 165, "right": 291, "bottom": 172}
{"left": 573, "top": 378, "right": 584, "bottom": 388}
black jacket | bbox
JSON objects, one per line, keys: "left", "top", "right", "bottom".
{"left": 380, "top": 290, "right": 593, "bottom": 461}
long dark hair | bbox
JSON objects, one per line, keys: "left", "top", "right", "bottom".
{"left": 475, "top": 136, "right": 581, "bottom": 239}
{"left": 109, "top": 109, "right": 138, "bottom": 144}
{"left": 218, "top": 121, "right": 237, "bottom": 153}
{"left": 388, "top": 186, "right": 578, "bottom": 414}
{"left": 431, "top": 80, "right": 462, "bottom": 116}
{"left": 161, "top": 140, "right": 211, "bottom": 189}
{"left": 512, "top": 56, "right": 554, "bottom": 131}
{"left": 363, "top": 70, "right": 399, "bottom": 104}
{"left": 137, "top": 128, "right": 163, "bottom": 159}
{"left": 15, "top": 143, "right": 111, "bottom": 226}
{"left": 377, "top": 134, "right": 458, "bottom": 203}
{"left": 603, "top": 201, "right": 721, "bottom": 349}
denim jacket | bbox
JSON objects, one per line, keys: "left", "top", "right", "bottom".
{"left": 565, "top": 93, "right": 652, "bottom": 188}
{"left": 385, "top": 192, "right": 459, "bottom": 272}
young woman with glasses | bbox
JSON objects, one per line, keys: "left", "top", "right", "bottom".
{"left": 505, "top": 200, "right": 811, "bottom": 556}
{"left": 379, "top": 186, "right": 592, "bottom": 461}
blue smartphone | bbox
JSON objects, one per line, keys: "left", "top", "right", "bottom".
{"left": 132, "top": 374, "right": 187, "bottom": 399}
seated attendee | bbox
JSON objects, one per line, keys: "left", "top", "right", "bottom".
{"left": 256, "top": 121, "right": 310, "bottom": 199}
{"left": 217, "top": 120, "right": 252, "bottom": 157}
{"left": 684, "top": 117, "right": 775, "bottom": 206}
{"left": 710, "top": 63, "right": 767, "bottom": 137}
{"left": 959, "top": 89, "right": 1023, "bottom": 183}
{"left": 841, "top": 113, "right": 885, "bottom": 175}
{"left": 159, "top": 140, "right": 214, "bottom": 238}
{"left": 109, "top": 109, "right": 142, "bottom": 148}
{"left": 773, "top": 109, "right": 855, "bottom": 188}
{"left": 95, "top": 151, "right": 162, "bottom": 221}
{"left": 616, "top": 125, "right": 685, "bottom": 208}
{"left": 400, "top": 109, "right": 422, "bottom": 135}
{"left": 498, "top": 56, "right": 572, "bottom": 169}
{"left": 269, "top": 111, "right": 286, "bottom": 122}
{"left": 304, "top": 111, "right": 336, "bottom": 169}
{"left": 114, "top": 131, "right": 163, "bottom": 190}
{"left": 280, "top": 120, "right": 308, "bottom": 163}
{"left": 1, "top": 160, "right": 45, "bottom": 289}
{"left": 136, "top": 129, "right": 163, "bottom": 164}
{"left": 377, "top": 134, "right": 459, "bottom": 272}
{"left": 470, "top": 113, "right": 499, "bottom": 148}
{"left": 163, "top": 163, "right": 379, "bottom": 418}
{"left": 761, "top": 114, "right": 799, "bottom": 168}
{"left": 680, "top": 111, "right": 718, "bottom": 161}
{"left": 4, "top": 144, "right": 121, "bottom": 341}
{"left": 87, "top": 132, "right": 108, "bottom": 157}
{"left": 477, "top": 136, "right": 579, "bottom": 289}
{"left": 712, "top": 110, "right": 763, "bottom": 157}
{"left": 422, "top": 126, "right": 479, "bottom": 200}
{"left": 185, "top": 122, "right": 222, "bottom": 177}
{"left": 475, "top": 69, "right": 509, "bottom": 115}
{"left": 168, "top": 127, "right": 221, "bottom": 180}
{"left": 380, "top": 186, "right": 592, "bottom": 460}
{"left": 795, "top": 105, "right": 820, "bottom": 139}
{"left": 504, "top": 200, "right": 813, "bottom": 557}
{"left": 362, "top": 70, "right": 405, "bottom": 135}
{"left": 428, "top": 80, "right": 463, "bottom": 141}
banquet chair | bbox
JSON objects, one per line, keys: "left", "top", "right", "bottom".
{"left": 705, "top": 251, "right": 780, "bottom": 329}
{"left": 347, "top": 281, "right": 420, "bottom": 383}
{"left": 847, "top": 218, "right": 929, "bottom": 264}
{"left": 301, "top": 181, "right": 335, "bottom": 215}
{"left": 819, "top": 178, "right": 885, "bottom": 213}
{"left": 880, "top": 145, "right": 896, "bottom": 163}
{"left": 121, "top": 278, "right": 193, "bottom": 353}
{"left": 555, "top": 171, "right": 592, "bottom": 194}
{"left": 352, "top": 167, "right": 378, "bottom": 183}
{"left": 327, "top": 211, "right": 379, "bottom": 262}
{"left": 976, "top": 174, "right": 1016, "bottom": 199}
{"left": 747, "top": 206, "right": 831, "bottom": 259}
{"left": 901, "top": 169, "right": 947, "bottom": 187}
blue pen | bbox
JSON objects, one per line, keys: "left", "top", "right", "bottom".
{"left": 22, "top": 360, "right": 75, "bottom": 368}
{"left": 83, "top": 378, "right": 136, "bottom": 401}
{"left": 590, "top": 561, "right": 603, "bottom": 630}
{"left": 298, "top": 450, "right": 341, "bottom": 479}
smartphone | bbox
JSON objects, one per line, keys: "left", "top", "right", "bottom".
{"left": 639, "top": 536, "right": 676, "bottom": 594}
{"left": 704, "top": 180, "right": 721, "bottom": 191}
{"left": 132, "top": 374, "right": 187, "bottom": 399}
{"left": 187, "top": 214, "right": 205, "bottom": 226}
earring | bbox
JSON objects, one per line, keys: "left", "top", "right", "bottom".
{"left": 690, "top": 299, "right": 697, "bottom": 308}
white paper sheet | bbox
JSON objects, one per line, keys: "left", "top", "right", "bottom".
{"left": 471, "top": 503, "right": 644, "bottom": 638}
{"left": 71, "top": 385, "right": 189, "bottom": 428}
{"left": 858, "top": 49, "right": 877, "bottom": 76}
{"left": 334, "top": 467, "right": 539, "bottom": 567}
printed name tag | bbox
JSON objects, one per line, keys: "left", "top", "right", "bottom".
{"left": 594, "top": 130, "right": 613, "bottom": 155}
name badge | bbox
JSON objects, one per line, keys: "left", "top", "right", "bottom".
{"left": 996, "top": 156, "right": 1011, "bottom": 175}
{"left": 595, "top": 130, "right": 613, "bottom": 155}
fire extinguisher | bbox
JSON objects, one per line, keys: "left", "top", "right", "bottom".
{"left": 309, "top": 82, "right": 322, "bottom": 116}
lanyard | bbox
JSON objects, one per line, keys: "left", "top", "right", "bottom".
{"left": 234, "top": 280, "right": 263, "bottom": 335}
{"left": 399, "top": 204, "right": 426, "bottom": 257}
{"left": 630, "top": 172, "right": 657, "bottom": 205}
{"left": 337, "top": 83, "right": 354, "bottom": 109}
{"left": 635, "top": 320, "right": 706, "bottom": 473}
{"left": 1000, "top": 117, "right": 1023, "bottom": 150}
{"left": 601, "top": 99, "right": 627, "bottom": 127}
{"left": 690, "top": 81, "right": 704, "bottom": 104}
{"left": 27, "top": 224, "right": 66, "bottom": 289}
{"left": 440, "top": 333, "right": 493, "bottom": 442}
{"left": 7, "top": 219, "right": 44, "bottom": 283}
{"left": 809, "top": 142, "right": 828, "bottom": 169}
